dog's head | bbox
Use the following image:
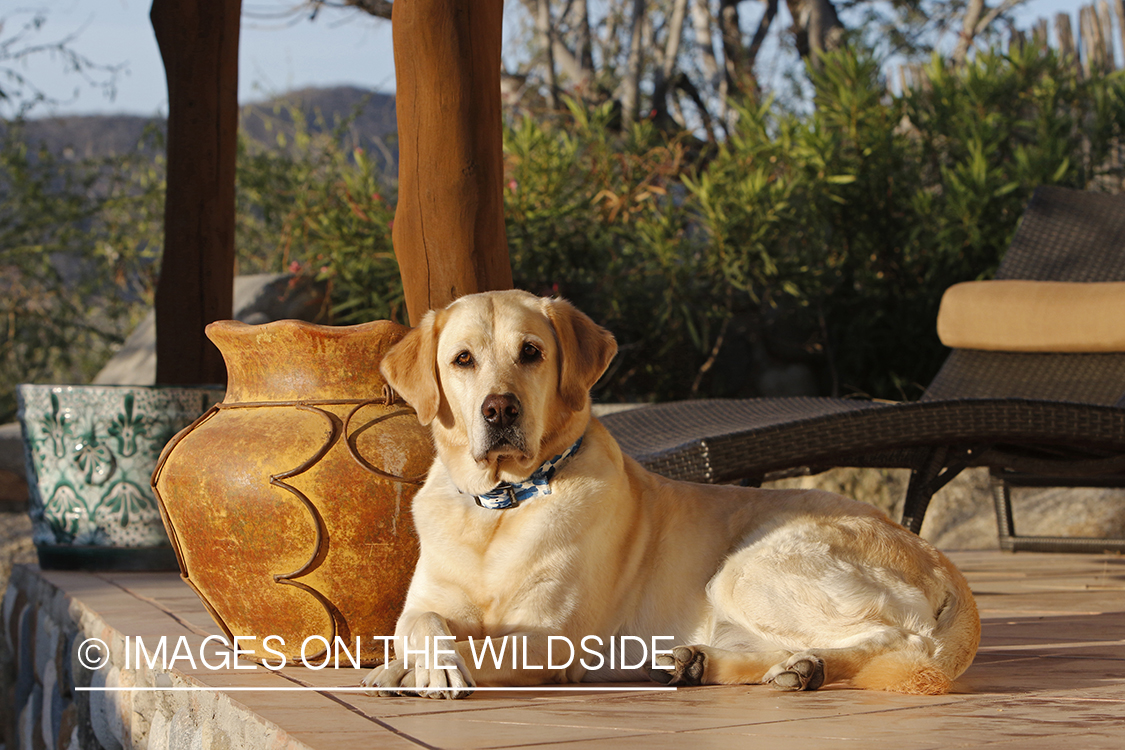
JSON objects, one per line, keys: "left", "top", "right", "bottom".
{"left": 381, "top": 290, "right": 617, "bottom": 494}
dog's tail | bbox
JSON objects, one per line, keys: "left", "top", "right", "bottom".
{"left": 851, "top": 567, "right": 981, "bottom": 695}
{"left": 849, "top": 651, "right": 953, "bottom": 695}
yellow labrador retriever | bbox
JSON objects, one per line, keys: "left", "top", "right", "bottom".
{"left": 363, "top": 290, "right": 979, "bottom": 698}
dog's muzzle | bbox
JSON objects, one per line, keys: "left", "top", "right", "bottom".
{"left": 477, "top": 393, "right": 528, "bottom": 460}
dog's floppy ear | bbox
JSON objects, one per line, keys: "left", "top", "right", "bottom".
{"left": 544, "top": 297, "right": 618, "bottom": 412}
{"left": 380, "top": 310, "right": 443, "bottom": 425}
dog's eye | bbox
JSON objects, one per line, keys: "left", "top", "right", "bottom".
{"left": 519, "top": 342, "right": 542, "bottom": 364}
{"left": 454, "top": 351, "right": 474, "bottom": 368}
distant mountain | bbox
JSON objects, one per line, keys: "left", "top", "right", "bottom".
{"left": 241, "top": 86, "right": 398, "bottom": 173}
{"left": 15, "top": 114, "right": 160, "bottom": 159}
{"left": 12, "top": 86, "right": 398, "bottom": 172}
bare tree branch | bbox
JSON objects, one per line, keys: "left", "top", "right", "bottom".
{"left": 653, "top": 0, "right": 689, "bottom": 121}
{"left": 601, "top": 5, "right": 624, "bottom": 83}
{"left": 572, "top": 0, "right": 594, "bottom": 72}
{"left": 0, "top": 10, "right": 123, "bottom": 116}
{"left": 974, "top": 0, "right": 1028, "bottom": 37}
{"left": 518, "top": 0, "right": 592, "bottom": 93}
{"left": 746, "top": 0, "right": 779, "bottom": 77}
{"left": 305, "top": 0, "right": 393, "bottom": 20}
{"left": 953, "top": 0, "right": 1028, "bottom": 66}
{"left": 620, "top": 0, "right": 647, "bottom": 125}
{"left": 690, "top": 0, "right": 721, "bottom": 87}
{"left": 672, "top": 72, "right": 716, "bottom": 142}
{"left": 718, "top": 0, "right": 743, "bottom": 96}
{"left": 688, "top": 0, "right": 726, "bottom": 123}
{"left": 785, "top": 0, "right": 845, "bottom": 66}
{"left": 661, "top": 0, "right": 690, "bottom": 83}
{"left": 952, "top": 0, "right": 985, "bottom": 65}
{"left": 536, "top": 0, "right": 560, "bottom": 108}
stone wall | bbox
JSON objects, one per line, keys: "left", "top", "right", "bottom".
{"left": 2, "top": 565, "right": 309, "bottom": 750}
{"left": 766, "top": 466, "right": 1125, "bottom": 549}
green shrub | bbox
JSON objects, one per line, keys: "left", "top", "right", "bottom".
{"left": 0, "top": 103, "right": 401, "bottom": 423}
{"left": 235, "top": 104, "right": 403, "bottom": 324}
{"left": 263, "top": 43, "right": 1125, "bottom": 402}
{"left": 504, "top": 100, "right": 707, "bottom": 400}
{"left": 0, "top": 121, "right": 162, "bottom": 423}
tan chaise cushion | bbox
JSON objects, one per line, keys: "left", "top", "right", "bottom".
{"left": 936, "top": 280, "right": 1125, "bottom": 352}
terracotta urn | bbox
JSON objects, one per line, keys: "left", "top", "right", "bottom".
{"left": 152, "top": 319, "right": 432, "bottom": 665}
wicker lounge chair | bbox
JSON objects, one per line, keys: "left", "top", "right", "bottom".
{"left": 600, "top": 185, "right": 1125, "bottom": 553}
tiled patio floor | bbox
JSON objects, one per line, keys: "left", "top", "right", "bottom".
{"left": 28, "top": 550, "right": 1125, "bottom": 748}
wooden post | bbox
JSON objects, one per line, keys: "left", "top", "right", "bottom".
{"left": 392, "top": 0, "right": 513, "bottom": 325}
{"left": 1032, "top": 18, "right": 1049, "bottom": 48}
{"left": 1057, "top": 12, "right": 1079, "bottom": 73}
{"left": 1098, "top": 0, "right": 1117, "bottom": 70}
{"left": 535, "top": 0, "right": 561, "bottom": 110}
{"left": 151, "top": 0, "right": 240, "bottom": 385}
{"left": 1115, "top": 0, "right": 1125, "bottom": 66}
{"left": 1079, "top": 5, "right": 1098, "bottom": 76}
{"left": 1008, "top": 27, "right": 1026, "bottom": 54}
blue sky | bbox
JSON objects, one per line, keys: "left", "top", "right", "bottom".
{"left": 12, "top": 0, "right": 396, "bottom": 117}
{"left": 10, "top": 0, "right": 1087, "bottom": 118}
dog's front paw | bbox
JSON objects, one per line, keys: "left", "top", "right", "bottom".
{"left": 361, "top": 659, "right": 416, "bottom": 697}
{"left": 648, "top": 645, "right": 706, "bottom": 687}
{"left": 411, "top": 657, "right": 476, "bottom": 700}
{"left": 361, "top": 657, "right": 475, "bottom": 700}
{"left": 765, "top": 653, "right": 825, "bottom": 692}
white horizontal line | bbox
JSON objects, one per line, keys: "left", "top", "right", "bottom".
{"left": 76, "top": 686, "right": 678, "bottom": 693}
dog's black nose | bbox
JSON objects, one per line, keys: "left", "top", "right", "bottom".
{"left": 482, "top": 393, "right": 520, "bottom": 428}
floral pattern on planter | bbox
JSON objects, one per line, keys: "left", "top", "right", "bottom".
{"left": 17, "top": 385, "right": 222, "bottom": 549}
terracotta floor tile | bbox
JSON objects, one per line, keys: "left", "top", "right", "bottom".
{"left": 21, "top": 550, "right": 1125, "bottom": 749}
{"left": 344, "top": 693, "right": 591, "bottom": 719}
{"left": 951, "top": 733, "right": 1125, "bottom": 750}
{"left": 526, "top": 730, "right": 942, "bottom": 750}
{"left": 284, "top": 728, "right": 431, "bottom": 748}
{"left": 379, "top": 712, "right": 650, "bottom": 749}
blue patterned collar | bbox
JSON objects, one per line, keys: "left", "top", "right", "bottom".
{"left": 473, "top": 437, "right": 584, "bottom": 510}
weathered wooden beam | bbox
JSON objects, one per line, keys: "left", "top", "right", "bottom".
{"left": 1080, "top": 5, "right": 1098, "bottom": 77}
{"left": 1057, "top": 11, "right": 1079, "bottom": 74}
{"left": 151, "top": 0, "right": 240, "bottom": 385}
{"left": 1098, "top": 0, "right": 1117, "bottom": 69}
{"left": 1009, "top": 27, "right": 1026, "bottom": 53}
{"left": 1032, "top": 18, "right": 1049, "bottom": 48}
{"left": 391, "top": 0, "right": 513, "bottom": 325}
{"left": 1116, "top": 0, "right": 1125, "bottom": 66}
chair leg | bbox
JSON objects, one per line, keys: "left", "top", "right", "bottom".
{"left": 990, "top": 472, "right": 1017, "bottom": 552}
{"left": 900, "top": 447, "right": 947, "bottom": 534}
{"left": 986, "top": 471, "right": 1125, "bottom": 553}
{"left": 900, "top": 446, "right": 974, "bottom": 535}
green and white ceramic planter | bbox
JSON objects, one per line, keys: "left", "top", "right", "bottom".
{"left": 17, "top": 384, "right": 223, "bottom": 570}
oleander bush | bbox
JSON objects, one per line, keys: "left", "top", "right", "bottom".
{"left": 235, "top": 103, "right": 403, "bottom": 324}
